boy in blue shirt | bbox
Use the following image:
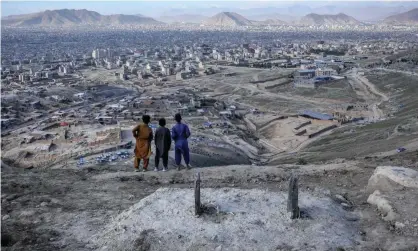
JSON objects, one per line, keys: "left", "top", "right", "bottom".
{"left": 171, "top": 113, "right": 191, "bottom": 170}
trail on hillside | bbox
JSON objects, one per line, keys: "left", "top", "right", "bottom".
{"left": 347, "top": 69, "right": 389, "bottom": 120}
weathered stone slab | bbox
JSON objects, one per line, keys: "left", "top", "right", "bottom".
{"left": 287, "top": 175, "right": 300, "bottom": 219}
{"left": 367, "top": 166, "right": 418, "bottom": 193}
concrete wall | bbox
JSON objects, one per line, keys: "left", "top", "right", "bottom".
{"left": 310, "top": 119, "right": 338, "bottom": 125}
{"left": 264, "top": 79, "right": 292, "bottom": 89}
{"left": 257, "top": 116, "right": 288, "bottom": 130}
{"left": 308, "top": 125, "right": 338, "bottom": 138}
{"left": 295, "top": 129, "right": 307, "bottom": 136}
{"left": 294, "top": 121, "right": 311, "bottom": 130}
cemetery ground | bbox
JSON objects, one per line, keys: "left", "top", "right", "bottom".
{"left": 2, "top": 157, "right": 418, "bottom": 250}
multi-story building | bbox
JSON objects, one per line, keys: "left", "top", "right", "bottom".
{"left": 315, "top": 68, "right": 336, "bottom": 77}
{"left": 63, "top": 66, "right": 72, "bottom": 75}
{"left": 107, "top": 62, "right": 115, "bottom": 70}
{"left": 92, "top": 49, "right": 107, "bottom": 60}
{"left": 107, "top": 48, "right": 113, "bottom": 59}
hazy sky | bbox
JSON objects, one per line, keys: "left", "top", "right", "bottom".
{"left": 2, "top": 1, "right": 417, "bottom": 17}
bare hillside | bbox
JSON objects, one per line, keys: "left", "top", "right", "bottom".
{"left": 157, "top": 14, "right": 208, "bottom": 24}
{"left": 203, "top": 12, "right": 253, "bottom": 26}
{"left": 1, "top": 9, "right": 162, "bottom": 27}
{"left": 299, "top": 13, "right": 362, "bottom": 26}
{"left": 384, "top": 8, "right": 418, "bottom": 24}
{"left": 253, "top": 19, "right": 287, "bottom": 26}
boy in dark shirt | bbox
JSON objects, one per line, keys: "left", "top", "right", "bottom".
{"left": 154, "top": 118, "right": 171, "bottom": 172}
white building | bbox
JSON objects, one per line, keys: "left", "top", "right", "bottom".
{"left": 108, "top": 104, "right": 125, "bottom": 112}
{"left": 74, "top": 92, "right": 85, "bottom": 99}
{"left": 92, "top": 49, "right": 107, "bottom": 59}
{"left": 63, "top": 65, "right": 72, "bottom": 75}
{"left": 315, "top": 68, "right": 337, "bottom": 77}
{"left": 198, "top": 62, "right": 205, "bottom": 70}
{"left": 145, "top": 63, "right": 151, "bottom": 72}
{"left": 107, "top": 48, "right": 113, "bottom": 58}
{"left": 107, "top": 62, "right": 115, "bottom": 70}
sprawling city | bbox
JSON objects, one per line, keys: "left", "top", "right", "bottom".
{"left": 1, "top": 1, "right": 418, "bottom": 250}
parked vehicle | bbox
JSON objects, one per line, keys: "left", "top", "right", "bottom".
{"left": 397, "top": 147, "right": 406, "bottom": 153}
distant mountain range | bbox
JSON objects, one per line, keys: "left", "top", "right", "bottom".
{"left": 157, "top": 14, "right": 208, "bottom": 24}
{"left": 383, "top": 8, "right": 418, "bottom": 24}
{"left": 2, "top": 8, "right": 417, "bottom": 28}
{"left": 1, "top": 9, "right": 162, "bottom": 27}
{"left": 203, "top": 12, "right": 253, "bottom": 26}
{"left": 201, "top": 11, "right": 361, "bottom": 26}
{"left": 255, "top": 19, "right": 288, "bottom": 26}
{"left": 156, "top": 3, "right": 418, "bottom": 22}
{"left": 247, "top": 13, "right": 299, "bottom": 23}
{"left": 201, "top": 12, "right": 287, "bottom": 26}
{"left": 299, "top": 13, "right": 362, "bottom": 26}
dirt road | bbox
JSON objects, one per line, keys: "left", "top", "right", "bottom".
{"left": 346, "top": 69, "right": 389, "bottom": 120}
{"left": 352, "top": 70, "right": 389, "bottom": 102}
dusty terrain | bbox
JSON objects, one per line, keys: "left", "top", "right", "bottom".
{"left": 2, "top": 66, "right": 418, "bottom": 250}
{"left": 2, "top": 157, "right": 418, "bottom": 250}
{"left": 267, "top": 69, "right": 418, "bottom": 165}
{"left": 94, "top": 187, "right": 360, "bottom": 251}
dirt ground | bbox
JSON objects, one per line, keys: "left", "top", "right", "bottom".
{"left": 2, "top": 159, "right": 418, "bottom": 251}
{"left": 94, "top": 188, "right": 360, "bottom": 251}
{"left": 259, "top": 117, "right": 330, "bottom": 151}
{"left": 2, "top": 67, "right": 418, "bottom": 251}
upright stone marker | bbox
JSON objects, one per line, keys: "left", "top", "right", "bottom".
{"left": 287, "top": 175, "right": 300, "bottom": 219}
{"left": 195, "top": 172, "right": 202, "bottom": 215}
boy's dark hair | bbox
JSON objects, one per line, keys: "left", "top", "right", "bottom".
{"left": 174, "top": 113, "right": 182, "bottom": 123}
{"left": 159, "top": 118, "right": 166, "bottom": 127}
{"left": 142, "top": 115, "right": 151, "bottom": 124}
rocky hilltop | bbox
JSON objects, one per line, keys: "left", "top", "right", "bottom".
{"left": 299, "top": 13, "right": 362, "bottom": 26}
{"left": 383, "top": 8, "right": 418, "bottom": 24}
{"left": 1, "top": 9, "right": 163, "bottom": 27}
{"left": 203, "top": 12, "right": 253, "bottom": 26}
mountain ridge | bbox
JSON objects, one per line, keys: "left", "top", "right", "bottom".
{"left": 383, "top": 8, "right": 418, "bottom": 24}
{"left": 203, "top": 12, "right": 253, "bottom": 26}
{"left": 299, "top": 13, "right": 362, "bottom": 26}
{"left": 202, "top": 11, "right": 287, "bottom": 26}
{"left": 1, "top": 9, "right": 163, "bottom": 27}
{"left": 157, "top": 14, "right": 208, "bottom": 24}
{"left": 254, "top": 19, "right": 288, "bottom": 26}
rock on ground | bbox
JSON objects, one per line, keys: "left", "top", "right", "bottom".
{"left": 366, "top": 166, "right": 418, "bottom": 193}
{"left": 366, "top": 166, "right": 418, "bottom": 247}
{"left": 367, "top": 190, "right": 398, "bottom": 221}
